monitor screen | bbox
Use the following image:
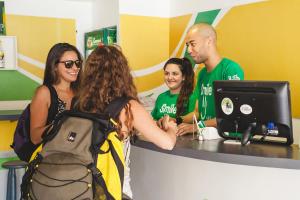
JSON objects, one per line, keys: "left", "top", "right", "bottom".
{"left": 213, "top": 80, "right": 293, "bottom": 145}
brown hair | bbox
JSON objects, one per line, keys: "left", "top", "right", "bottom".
{"left": 77, "top": 45, "right": 138, "bottom": 137}
{"left": 43, "top": 43, "right": 82, "bottom": 93}
{"left": 163, "top": 57, "right": 194, "bottom": 117}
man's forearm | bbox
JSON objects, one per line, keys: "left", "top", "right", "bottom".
{"left": 204, "top": 118, "right": 217, "bottom": 127}
{"left": 181, "top": 112, "right": 194, "bottom": 123}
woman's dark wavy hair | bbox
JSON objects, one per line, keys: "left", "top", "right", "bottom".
{"left": 43, "top": 43, "right": 82, "bottom": 92}
{"left": 77, "top": 45, "right": 139, "bottom": 137}
{"left": 163, "top": 57, "right": 194, "bottom": 117}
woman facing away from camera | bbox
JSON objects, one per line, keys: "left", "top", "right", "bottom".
{"left": 77, "top": 45, "right": 177, "bottom": 149}
{"left": 76, "top": 45, "right": 177, "bottom": 199}
{"left": 30, "top": 43, "right": 82, "bottom": 145}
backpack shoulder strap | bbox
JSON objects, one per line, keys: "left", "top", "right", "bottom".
{"left": 105, "top": 97, "right": 131, "bottom": 119}
{"left": 45, "top": 85, "right": 59, "bottom": 124}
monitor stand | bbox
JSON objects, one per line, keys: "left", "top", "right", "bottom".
{"left": 241, "top": 122, "right": 256, "bottom": 145}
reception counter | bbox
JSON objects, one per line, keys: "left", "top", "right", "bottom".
{"left": 130, "top": 135, "right": 300, "bottom": 200}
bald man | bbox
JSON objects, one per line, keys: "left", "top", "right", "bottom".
{"left": 177, "top": 23, "right": 244, "bottom": 136}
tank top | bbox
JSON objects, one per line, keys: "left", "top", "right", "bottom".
{"left": 46, "top": 85, "right": 67, "bottom": 124}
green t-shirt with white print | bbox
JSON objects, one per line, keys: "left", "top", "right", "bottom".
{"left": 194, "top": 58, "right": 244, "bottom": 121}
{"left": 151, "top": 90, "right": 196, "bottom": 120}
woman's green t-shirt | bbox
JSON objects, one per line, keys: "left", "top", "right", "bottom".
{"left": 151, "top": 90, "right": 196, "bottom": 120}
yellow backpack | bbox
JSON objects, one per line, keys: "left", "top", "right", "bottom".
{"left": 97, "top": 130, "right": 124, "bottom": 199}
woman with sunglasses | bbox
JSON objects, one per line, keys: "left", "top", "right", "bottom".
{"left": 151, "top": 57, "right": 197, "bottom": 127}
{"left": 30, "top": 43, "right": 82, "bottom": 144}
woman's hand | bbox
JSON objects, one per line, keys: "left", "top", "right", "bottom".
{"left": 162, "top": 115, "right": 178, "bottom": 135}
{"left": 156, "top": 117, "right": 164, "bottom": 129}
{"left": 157, "top": 115, "right": 176, "bottom": 129}
{"left": 177, "top": 123, "right": 198, "bottom": 136}
{"left": 161, "top": 115, "right": 170, "bottom": 130}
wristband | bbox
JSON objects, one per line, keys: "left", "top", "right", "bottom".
{"left": 197, "top": 120, "right": 206, "bottom": 128}
{"left": 176, "top": 117, "right": 183, "bottom": 125}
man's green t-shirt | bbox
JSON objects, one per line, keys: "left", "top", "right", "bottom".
{"left": 151, "top": 90, "right": 196, "bottom": 120}
{"left": 195, "top": 58, "right": 244, "bottom": 121}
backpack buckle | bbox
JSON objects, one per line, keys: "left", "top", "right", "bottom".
{"left": 88, "top": 164, "right": 102, "bottom": 178}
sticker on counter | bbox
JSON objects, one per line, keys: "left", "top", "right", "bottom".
{"left": 221, "top": 97, "right": 234, "bottom": 115}
{"left": 240, "top": 104, "right": 252, "bottom": 115}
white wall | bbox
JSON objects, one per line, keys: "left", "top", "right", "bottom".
{"left": 170, "top": 0, "right": 265, "bottom": 17}
{"left": 119, "top": 0, "right": 264, "bottom": 18}
{"left": 119, "top": 0, "right": 170, "bottom": 17}
{"left": 3, "top": 0, "right": 94, "bottom": 54}
{"left": 293, "top": 119, "right": 300, "bottom": 144}
{"left": 92, "top": 0, "right": 119, "bottom": 29}
{"left": 3, "top": 0, "right": 120, "bottom": 55}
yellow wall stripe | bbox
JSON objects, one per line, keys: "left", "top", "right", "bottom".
{"left": 6, "top": 14, "right": 76, "bottom": 63}
{"left": 216, "top": 0, "right": 300, "bottom": 117}
{"left": 169, "top": 14, "right": 192, "bottom": 56}
{"left": 0, "top": 121, "right": 17, "bottom": 151}
{"left": 176, "top": 42, "right": 186, "bottom": 58}
{"left": 18, "top": 59, "right": 44, "bottom": 79}
{"left": 120, "top": 14, "right": 169, "bottom": 70}
{"left": 134, "top": 69, "right": 164, "bottom": 92}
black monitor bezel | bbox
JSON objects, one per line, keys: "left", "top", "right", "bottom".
{"left": 213, "top": 80, "right": 293, "bottom": 146}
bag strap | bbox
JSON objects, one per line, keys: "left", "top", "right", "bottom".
{"left": 21, "top": 153, "right": 43, "bottom": 199}
{"left": 104, "top": 97, "right": 131, "bottom": 119}
{"left": 88, "top": 138, "right": 124, "bottom": 200}
{"left": 108, "top": 139, "right": 124, "bottom": 189}
{"left": 88, "top": 164, "right": 115, "bottom": 200}
{"left": 46, "top": 85, "right": 59, "bottom": 124}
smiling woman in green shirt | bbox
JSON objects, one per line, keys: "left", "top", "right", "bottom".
{"left": 151, "top": 58, "right": 196, "bottom": 124}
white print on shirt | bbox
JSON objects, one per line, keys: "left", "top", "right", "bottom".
{"left": 228, "top": 74, "right": 240, "bottom": 80}
{"left": 201, "top": 95, "right": 207, "bottom": 120}
{"left": 159, "top": 104, "right": 176, "bottom": 114}
{"left": 201, "top": 83, "right": 213, "bottom": 96}
{"left": 200, "top": 83, "right": 212, "bottom": 120}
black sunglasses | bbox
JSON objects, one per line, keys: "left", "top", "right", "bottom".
{"left": 58, "top": 60, "right": 82, "bottom": 69}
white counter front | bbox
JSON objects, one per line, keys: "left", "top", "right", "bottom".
{"left": 130, "top": 136, "right": 300, "bottom": 200}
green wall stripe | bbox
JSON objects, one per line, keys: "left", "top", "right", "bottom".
{"left": 0, "top": 70, "right": 39, "bottom": 100}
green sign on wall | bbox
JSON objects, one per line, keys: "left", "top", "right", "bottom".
{"left": 84, "top": 26, "right": 117, "bottom": 58}
{"left": 0, "top": 1, "right": 5, "bottom": 35}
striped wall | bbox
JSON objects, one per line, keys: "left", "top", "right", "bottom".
{"left": 6, "top": 14, "right": 76, "bottom": 83}
{"left": 119, "top": 0, "right": 300, "bottom": 118}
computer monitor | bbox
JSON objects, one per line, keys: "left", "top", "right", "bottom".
{"left": 213, "top": 80, "right": 293, "bottom": 146}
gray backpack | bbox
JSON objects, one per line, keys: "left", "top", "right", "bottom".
{"left": 21, "top": 97, "right": 130, "bottom": 200}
